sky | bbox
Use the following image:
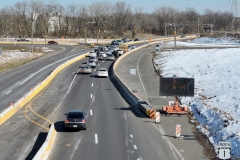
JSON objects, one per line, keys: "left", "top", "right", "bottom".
{"left": 0, "top": 0, "right": 236, "bottom": 15}
{"left": 154, "top": 37, "right": 240, "bottom": 159}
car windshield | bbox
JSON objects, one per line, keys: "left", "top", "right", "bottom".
{"left": 99, "top": 69, "right": 107, "bottom": 71}
{"left": 89, "top": 60, "right": 94, "bottom": 62}
{"left": 67, "top": 112, "right": 84, "bottom": 118}
{"left": 84, "top": 65, "right": 91, "bottom": 69}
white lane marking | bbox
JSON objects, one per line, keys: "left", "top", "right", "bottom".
{"left": 95, "top": 134, "right": 98, "bottom": 144}
{"left": 98, "top": 64, "right": 100, "bottom": 66}
{"left": 91, "top": 94, "right": 93, "bottom": 98}
{"left": 66, "top": 68, "right": 81, "bottom": 93}
{"left": 133, "top": 145, "right": 137, "bottom": 149}
{"left": 70, "top": 137, "right": 82, "bottom": 159}
{"left": 130, "top": 134, "right": 133, "bottom": 138}
{"left": 90, "top": 110, "right": 93, "bottom": 116}
{"left": 20, "top": 51, "right": 82, "bottom": 85}
{"left": 5, "top": 90, "right": 12, "bottom": 94}
{"left": 153, "top": 124, "right": 184, "bottom": 160}
{"left": 137, "top": 52, "right": 148, "bottom": 97}
{"left": 137, "top": 157, "right": 143, "bottom": 160}
{"left": 92, "top": 83, "right": 93, "bottom": 86}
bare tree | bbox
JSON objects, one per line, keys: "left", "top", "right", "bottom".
{"left": 182, "top": 8, "right": 199, "bottom": 34}
{"left": 88, "top": 1, "right": 112, "bottom": 41}
{"left": 112, "top": 1, "right": 131, "bottom": 37}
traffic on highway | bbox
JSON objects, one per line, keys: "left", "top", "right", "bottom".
{"left": 0, "top": 36, "right": 210, "bottom": 160}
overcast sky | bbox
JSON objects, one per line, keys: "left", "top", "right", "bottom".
{"left": 0, "top": 0, "right": 236, "bottom": 15}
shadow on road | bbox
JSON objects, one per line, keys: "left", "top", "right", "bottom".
{"left": 54, "top": 121, "right": 81, "bottom": 132}
{"left": 25, "top": 132, "right": 48, "bottom": 160}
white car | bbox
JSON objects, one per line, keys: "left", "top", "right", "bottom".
{"left": 88, "top": 59, "right": 96, "bottom": 68}
{"left": 89, "top": 51, "right": 96, "bottom": 57}
{"left": 117, "top": 49, "right": 124, "bottom": 55}
{"left": 97, "top": 68, "right": 108, "bottom": 77}
{"left": 99, "top": 52, "right": 106, "bottom": 57}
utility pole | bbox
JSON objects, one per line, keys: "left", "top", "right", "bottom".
{"left": 165, "top": 24, "right": 167, "bottom": 37}
{"left": 198, "top": 18, "right": 200, "bottom": 36}
{"left": 85, "top": 24, "right": 87, "bottom": 45}
{"left": 231, "top": 0, "right": 239, "bottom": 32}
{"left": 31, "top": 12, "right": 38, "bottom": 53}
{"left": 174, "top": 24, "right": 176, "bottom": 50}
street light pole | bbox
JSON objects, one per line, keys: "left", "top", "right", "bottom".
{"left": 174, "top": 24, "right": 176, "bottom": 50}
{"left": 165, "top": 24, "right": 167, "bottom": 37}
{"left": 85, "top": 24, "right": 86, "bottom": 45}
{"left": 31, "top": 21, "right": 34, "bottom": 53}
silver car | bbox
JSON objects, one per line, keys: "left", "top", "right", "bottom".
{"left": 89, "top": 56, "right": 98, "bottom": 63}
{"left": 107, "top": 54, "right": 115, "bottom": 61}
{"left": 88, "top": 59, "right": 96, "bottom": 68}
{"left": 80, "top": 65, "right": 92, "bottom": 74}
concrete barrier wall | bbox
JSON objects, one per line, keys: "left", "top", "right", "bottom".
{"left": 32, "top": 124, "right": 57, "bottom": 160}
{"left": 112, "top": 35, "right": 197, "bottom": 117}
{"left": 113, "top": 41, "right": 161, "bottom": 117}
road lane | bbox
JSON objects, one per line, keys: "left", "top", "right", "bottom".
{"left": 0, "top": 45, "right": 91, "bottom": 112}
{"left": 0, "top": 54, "right": 91, "bottom": 160}
{"left": 49, "top": 59, "right": 180, "bottom": 160}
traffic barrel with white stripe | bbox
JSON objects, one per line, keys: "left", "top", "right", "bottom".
{"left": 155, "top": 112, "right": 160, "bottom": 123}
{"left": 175, "top": 124, "right": 181, "bottom": 137}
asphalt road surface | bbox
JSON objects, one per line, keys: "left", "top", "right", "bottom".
{"left": 0, "top": 53, "right": 183, "bottom": 160}
{"left": 0, "top": 45, "right": 91, "bottom": 113}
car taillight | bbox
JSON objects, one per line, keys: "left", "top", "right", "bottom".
{"left": 65, "top": 119, "right": 69, "bottom": 123}
{"left": 82, "top": 119, "right": 86, "bottom": 123}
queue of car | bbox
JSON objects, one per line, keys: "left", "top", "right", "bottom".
{"left": 66, "top": 38, "right": 140, "bottom": 131}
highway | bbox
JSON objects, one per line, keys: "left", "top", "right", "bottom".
{"left": 0, "top": 45, "right": 90, "bottom": 112}
{"left": 0, "top": 50, "right": 182, "bottom": 159}
{"left": 0, "top": 42, "right": 186, "bottom": 160}
{"left": 46, "top": 58, "right": 181, "bottom": 160}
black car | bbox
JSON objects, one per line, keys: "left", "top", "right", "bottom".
{"left": 94, "top": 49, "right": 100, "bottom": 54}
{"left": 65, "top": 110, "right": 87, "bottom": 130}
{"left": 17, "top": 38, "right": 29, "bottom": 42}
{"left": 134, "top": 38, "right": 140, "bottom": 41}
{"left": 112, "top": 50, "right": 119, "bottom": 58}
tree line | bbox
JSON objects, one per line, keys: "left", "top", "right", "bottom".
{"left": 0, "top": 0, "right": 236, "bottom": 39}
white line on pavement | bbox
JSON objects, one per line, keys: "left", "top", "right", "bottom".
{"left": 130, "top": 134, "right": 133, "bottom": 138}
{"left": 90, "top": 109, "right": 93, "bottom": 116}
{"left": 95, "top": 134, "right": 98, "bottom": 144}
{"left": 133, "top": 145, "right": 137, "bottom": 149}
{"left": 91, "top": 94, "right": 93, "bottom": 98}
{"left": 66, "top": 68, "right": 81, "bottom": 93}
{"left": 92, "top": 83, "right": 93, "bottom": 86}
{"left": 5, "top": 90, "right": 12, "bottom": 94}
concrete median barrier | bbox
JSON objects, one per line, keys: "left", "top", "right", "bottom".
{"left": 33, "top": 124, "right": 57, "bottom": 160}
{"left": 112, "top": 35, "right": 196, "bottom": 117}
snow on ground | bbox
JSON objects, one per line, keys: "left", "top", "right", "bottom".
{"left": 0, "top": 51, "right": 44, "bottom": 65}
{"left": 154, "top": 37, "right": 240, "bottom": 159}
